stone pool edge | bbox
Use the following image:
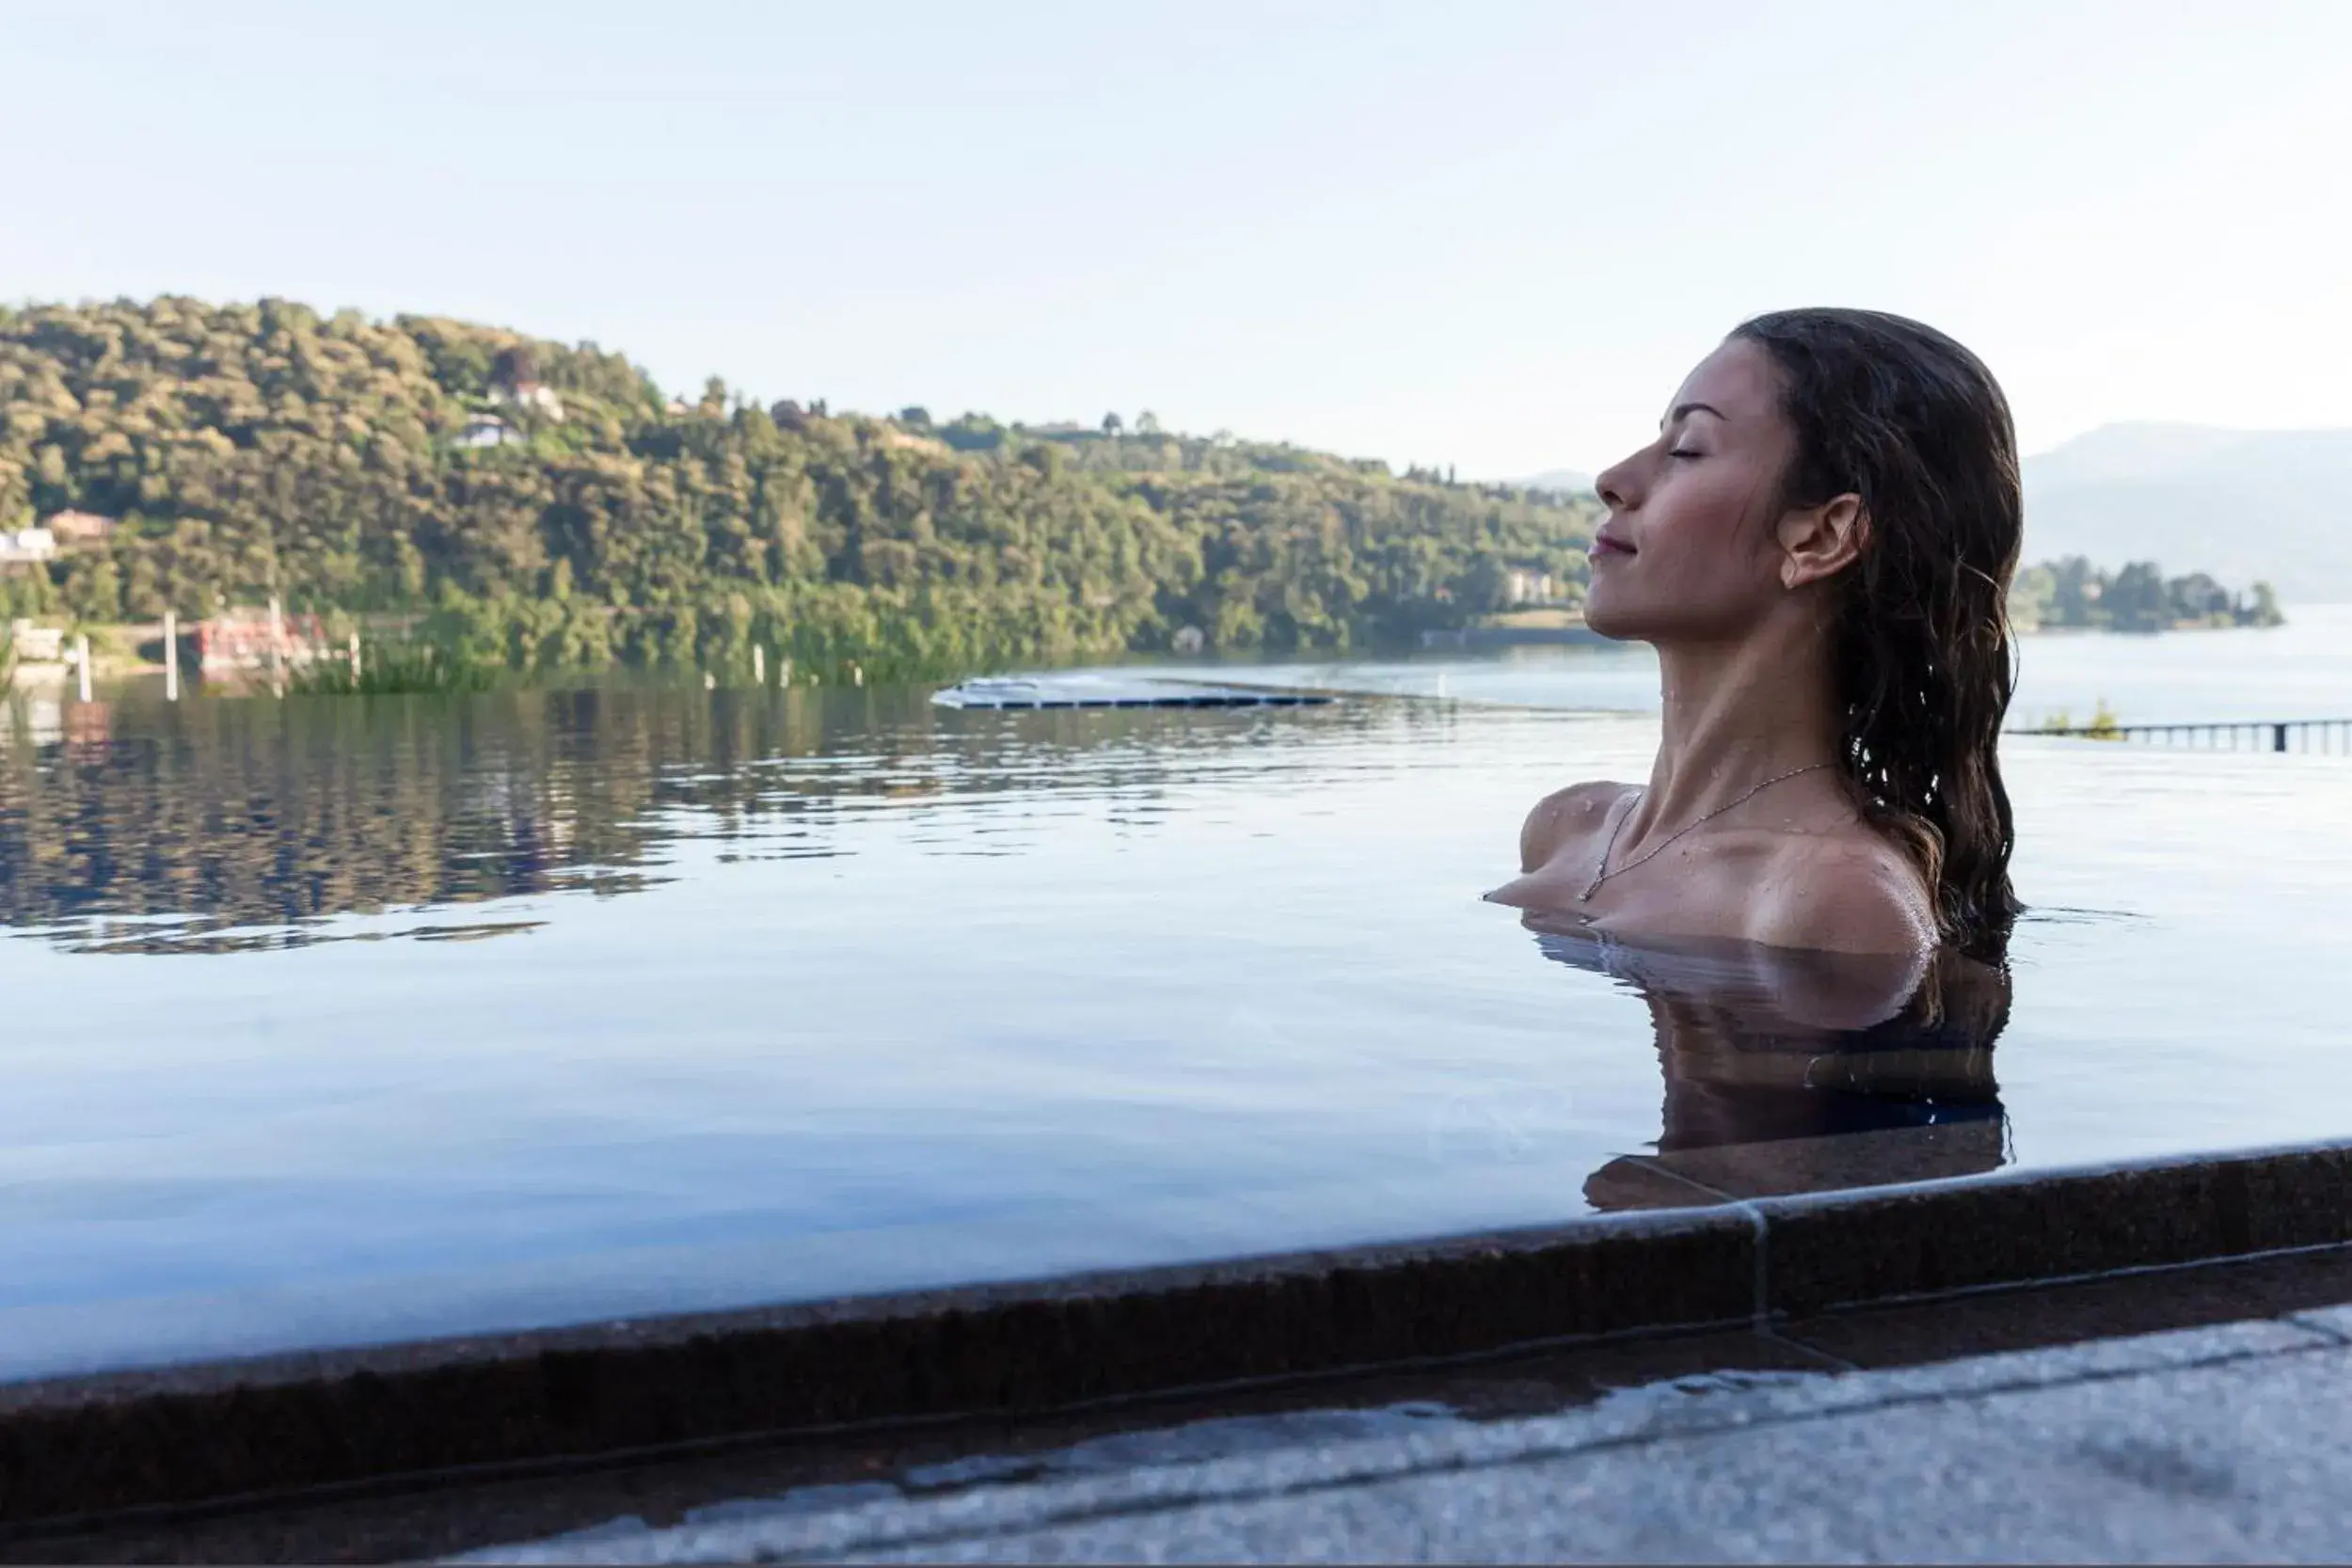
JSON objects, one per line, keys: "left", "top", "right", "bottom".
{"left": 6, "top": 1137, "right": 2351, "bottom": 1528}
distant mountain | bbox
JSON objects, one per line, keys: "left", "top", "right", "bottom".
{"left": 2023, "top": 423, "right": 2352, "bottom": 600}
{"left": 1518, "top": 468, "right": 1594, "bottom": 496}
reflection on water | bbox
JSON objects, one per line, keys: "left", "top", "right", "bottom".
{"left": 1529, "top": 924, "right": 2011, "bottom": 1208}
{"left": 2, "top": 684, "right": 2350, "bottom": 1379}
{"left": 0, "top": 688, "right": 1394, "bottom": 954}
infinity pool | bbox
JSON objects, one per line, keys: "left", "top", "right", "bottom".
{"left": 2, "top": 686, "right": 2349, "bottom": 1382}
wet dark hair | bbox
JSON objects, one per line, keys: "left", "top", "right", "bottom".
{"left": 1730, "top": 308, "right": 2022, "bottom": 955}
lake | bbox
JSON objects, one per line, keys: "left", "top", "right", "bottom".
{"left": 1, "top": 617, "right": 2348, "bottom": 1384}
{"left": 1197, "top": 603, "right": 2352, "bottom": 726}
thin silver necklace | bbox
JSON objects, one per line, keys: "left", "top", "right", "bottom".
{"left": 1580, "top": 763, "right": 1833, "bottom": 901}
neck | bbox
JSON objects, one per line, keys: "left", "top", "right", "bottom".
{"left": 1640, "top": 610, "right": 1843, "bottom": 830}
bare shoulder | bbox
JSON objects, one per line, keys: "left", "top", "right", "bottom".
{"left": 1518, "top": 781, "right": 1635, "bottom": 874}
{"left": 1743, "top": 831, "right": 1936, "bottom": 957}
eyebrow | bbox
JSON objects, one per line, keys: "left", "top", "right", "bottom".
{"left": 1660, "top": 401, "right": 1728, "bottom": 429}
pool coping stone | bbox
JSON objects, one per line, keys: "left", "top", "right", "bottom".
{"left": 4, "top": 1136, "right": 2350, "bottom": 1528}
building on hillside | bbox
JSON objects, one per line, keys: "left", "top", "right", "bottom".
{"left": 498, "top": 381, "right": 565, "bottom": 420}
{"left": 8, "top": 621, "right": 65, "bottom": 662}
{"left": 44, "top": 511, "right": 117, "bottom": 547}
{"left": 1504, "top": 569, "right": 1558, "bottom": 606}
{"left": 196, "top": 608, "right": 332, "bottom": 673}
{"left": 488, "top": 345, "right": 563, "bottom": 420}
{"left": 457, "top": 413, "right": 520, "bottom": 450}
{"left": 0, "top": 527, "right": 57, "bottom": 565}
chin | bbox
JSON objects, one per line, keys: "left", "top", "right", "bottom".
{"left": 1579, "top": 584, "right": 1645, "bottom": 642}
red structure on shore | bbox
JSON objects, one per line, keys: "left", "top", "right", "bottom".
{"left": 195, "top": 608, "right": 331, "bottom": 673}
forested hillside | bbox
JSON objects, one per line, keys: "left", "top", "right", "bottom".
{"left": 0, "top": 298, "right": 1598, "bottom": 674}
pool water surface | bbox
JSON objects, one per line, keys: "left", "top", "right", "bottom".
{"left": 2, "top": 687, "right": 2348, "bottom": 1382}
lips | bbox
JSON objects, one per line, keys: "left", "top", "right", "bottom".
{"left": 1592, "top": 532, "right": 1636, "bottom": 560}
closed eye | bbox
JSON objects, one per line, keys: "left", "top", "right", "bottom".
{"left": 1666, "top": 448, "right": 1703, "bottom": 460}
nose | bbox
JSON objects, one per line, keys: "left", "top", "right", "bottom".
{"left": 1595, "top": 450, "right": 1644, "bottom": 513}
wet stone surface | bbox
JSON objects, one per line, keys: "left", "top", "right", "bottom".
{"left": 17, "top": 1246, "right": 2352, "bottom": 1565}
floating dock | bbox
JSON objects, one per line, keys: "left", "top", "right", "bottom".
{"left": 931, "top": 675, "right": 1335, "bottom": 710}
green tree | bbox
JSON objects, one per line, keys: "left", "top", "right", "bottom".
{"left": 0, "top": 295, "right": 1619, "bottom": 673}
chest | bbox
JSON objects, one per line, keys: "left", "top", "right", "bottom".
{"left": 1487, "top": 833, "right": 1766, "bottom": 944}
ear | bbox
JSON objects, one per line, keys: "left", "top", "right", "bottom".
{"left": 1774, "top": 493, "right": 1868, "bottom": 590}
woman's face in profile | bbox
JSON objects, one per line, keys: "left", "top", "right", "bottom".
{"left": 1584, "top": 338, "right": 1800, "bottom": 642}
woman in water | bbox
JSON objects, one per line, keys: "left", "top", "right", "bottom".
{"left": 1489, "top": 309, "right": 2022, "bottom": 968}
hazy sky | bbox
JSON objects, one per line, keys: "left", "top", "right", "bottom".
{"left": 9, "top": 0, "right": 2347, "bottom": 476}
